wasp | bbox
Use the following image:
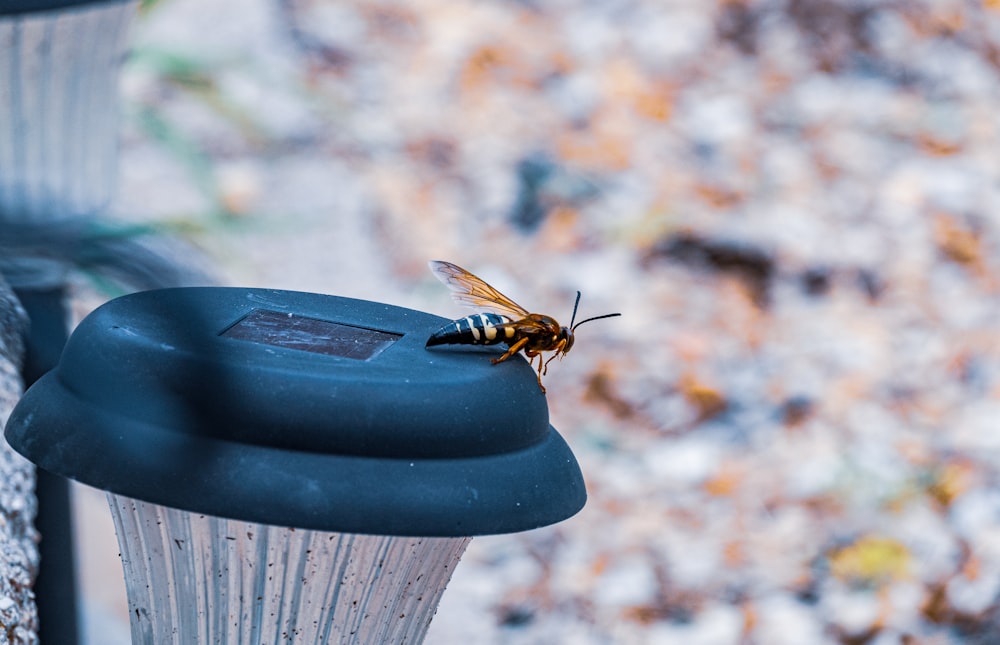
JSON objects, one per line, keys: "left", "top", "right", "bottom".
{"left": 425, "top": 260, "right": 621, "bottom": 393}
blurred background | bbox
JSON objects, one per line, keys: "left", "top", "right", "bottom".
{"left": 69, "top": 0, "right": 1000, "bottom": 643}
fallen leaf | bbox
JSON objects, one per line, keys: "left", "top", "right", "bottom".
{"left": 828, "top": 536, "right": 912, "bottom": 587}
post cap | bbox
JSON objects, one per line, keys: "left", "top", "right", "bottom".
{"left": 5, "top": 287, "right": 587, "bottom": 536}
{"left": 0, "top": 0, "right": 131, "bottom": 15}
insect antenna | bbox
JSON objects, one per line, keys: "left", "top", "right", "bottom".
{"left": 569, "top": 291, "right": 621, "bottom": 331}
{"left": 569, "top": 291, "right": 583, "bottom": 328}
{"left": 572, "top": 312, "right": 622, "bottom": 331}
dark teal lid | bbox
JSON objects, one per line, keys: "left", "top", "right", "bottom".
{"left": 0, "top": 0, "right": 132, "bottom": 15}
{"left": 4, "top": 287, "right": 586, "bottom": 536}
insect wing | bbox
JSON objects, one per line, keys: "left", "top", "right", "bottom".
{"left": 429, "top": 260, "right": 530, "bottom": 319}
{"left": 510, "top": 314, "right": 560, "bottom": 337}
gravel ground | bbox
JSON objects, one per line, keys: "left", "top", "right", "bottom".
{"left": 74, "top": 0, "right": 1000, "bottom": 643}
{"left": 0, "top": 282, "right": 38, "bottom": 645}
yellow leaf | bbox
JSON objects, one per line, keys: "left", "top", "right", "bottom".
{"left": 829, "top": 536, "right": 911, "bottom": 586}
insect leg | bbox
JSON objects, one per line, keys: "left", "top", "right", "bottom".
{"left": 492, "top": 341, "right": 547, "bottom": 394}
{"left": 541, "top": 340, "right": 568, "bottom": 375}
{"left": 518, "top": 349, "right": 544, "bottom": 390}
{"left": 491, "top": 336, "right": 530, "bottom": 365}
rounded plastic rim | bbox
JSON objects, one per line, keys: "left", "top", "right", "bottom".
{"left": 5, "top": 288, "right": 587, "bottom": 536}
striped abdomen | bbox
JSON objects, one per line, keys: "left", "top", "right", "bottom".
{"left": 426, "top": 313, "right": 516, "bottom": 347}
